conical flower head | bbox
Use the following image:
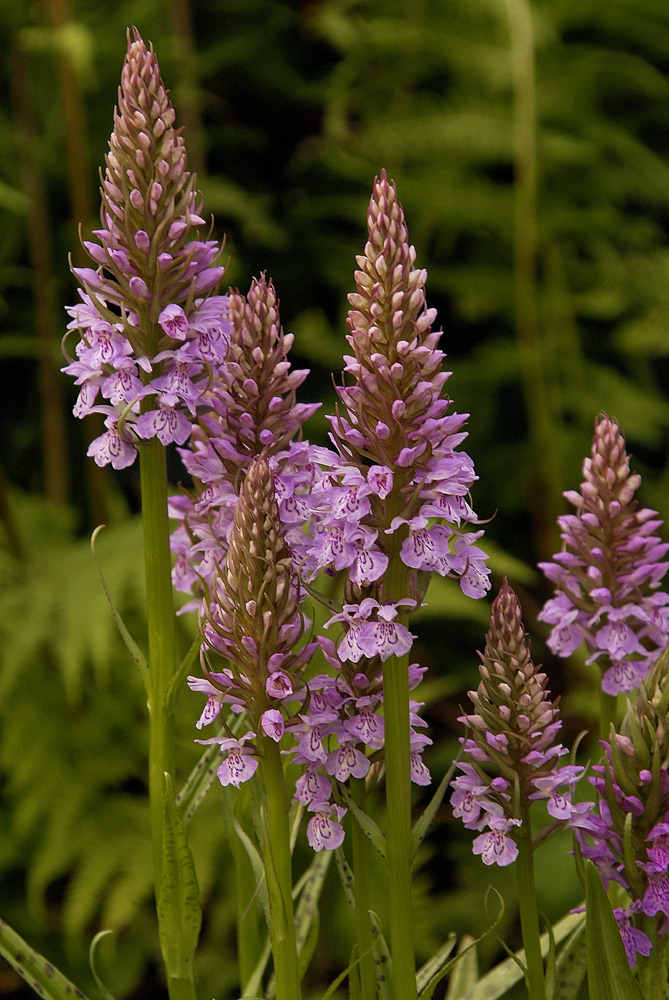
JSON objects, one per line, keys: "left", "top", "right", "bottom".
{"left": 77, "top": 28, "right": 223, "bottom": 328}
{"left": 576, "top": 648, "right": 669, "bottom": 930}
{"left": 169, "top": 274, "right": 321, "bottom": 602}
{"left": 451, "top": 581, "right": 585, "bottom": 863}
{"left": 333, "top": 169, "right": 460, "bottom": 478}
{"left": 202, "top": 274, "right": 318, "bottom": 474}
{"left": 466, "top": 579, "right": 561, "bottom": 779}
{"left": 62, "top": 30, "right": 229, "bottom": 467}
{"left": 539, "top": 414, "right": 669, "bottom": 694}
{"left": 201, "top": 453, "right": 309, "bottom": 717}
{"left": 307, "top": 170, "right": 489, "bottom": 603}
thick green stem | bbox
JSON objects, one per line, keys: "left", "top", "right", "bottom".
{"left": 140, "top": 438, "right": 178, "bottom": 882}
{"left": 382, "top": 513, "right": 418, "bottom": 1000}
{"left": 350, "top": 777, "right": 377, "bottom": 1000}
{"left": 258, "top": 736, "right": 302, "bottom": 1000}
{"left": 515, "top": 807, "right": 546, "bottom": 1000}
{"left": 600, "top": 689, "right": 619, "bottom": 743}
{"left": 139, "top": 439, "right": 197, "bottom": 1000}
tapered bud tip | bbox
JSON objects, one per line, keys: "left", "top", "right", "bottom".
{"left": 488, "top": 578, "right": 525, "bottom": 644}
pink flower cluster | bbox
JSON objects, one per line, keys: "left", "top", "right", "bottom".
{"left": 62, "top": 30, "right": 229, "bottom": 467}
{"left": 539, "top": 414, "right": 669, "bottom": 694}
{"left": 451, "top": 580, "right": 590, "bottom": 866}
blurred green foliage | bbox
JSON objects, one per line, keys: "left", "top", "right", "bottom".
{"left": 0, "top": 0, "right": 668, "bottom": 996}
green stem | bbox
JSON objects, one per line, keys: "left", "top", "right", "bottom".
{"left": 382, "top": 514, "right": 418, "bottom": 1000}
{"left": 515, "top": 806, "right": 546, "bottom": 1000}
{"left": 600, "top": 689, "right": 619, "bottom": 743}
{"left": 139, "top": 439, "right": 197, "bottom": 1000}
{"left": 140, "top": 438, "right": 178, "bottom": 882}
{"left": 350, "top": 777, "right": 377, "bottom": 1000}
{"left": 257, "top": 736, "right": 302, "bottom": 1000}
{"left": 504, "top": 0, "right": 562, "bottom": 562}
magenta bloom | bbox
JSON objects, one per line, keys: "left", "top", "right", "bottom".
{"left": 306, "top": 801, "right": 347, "bottom": 852}
{"left": 62, "top": 31, "right": 229, "bottom": 466}
{"left": 306, "top": 171, "right": 490, "bottom": 604}
{"left": 195, "top": 732, "right": 258, "bottom": 788}
{"left": 539, "top": 414, "right": 669, "bottom": 694}
{"left": 573, "top": 655, "right": 669, "bottom": 967}
{"left": 452, "top": 580, "right": 587, "bottom": 866}
{"left": 472, "top": 816, "right": 521, "bottom": 867}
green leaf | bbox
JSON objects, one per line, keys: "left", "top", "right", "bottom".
{"left": 294, "top": 849, "right": 331, "bottom": 977}
{"left": 552, "top": 919, "right": 587, "bottom": 1000}
{"left": 411, "top": 757, "right": 458, "bottom": 860}
{"left": 416, "top": 934, "right": 457, "bottom": 994}
{"left": 90, "top": 525, "right": 149, "bottom": 693}
{"left": 165, "top": 633, "right": 201, "bottom": 713}
{"left": 176, "top": 738, "right": 222, "bottom": 825}
{"left": 89, "top": 931, "right": 118, "bottom": 1000}
{"left": 333, "top": 853, "right": 391, "bottom": 1000}
{"left": 0, "top": 917, "right": 93, "bottom": 1000}
{"left": 444, "top": 936, "right": 478, "bottom": 1000}
{"left": 584, "top": 860, "right": 644, "bottom": 1000}
{"left": 336, "top": 784, "right": 387, "bottom": 859}
{"left": 177, "top": 714, "right": 248, "bottom": 824}
{"left": 157, "top": 773, "right": 202, "bottom": 984}
{"left": 454, "top": 908, "right": 584, "bottom": 1000}
{"left": 419, "top": 888, "right": 505, "bottom": 1000}
{"left": 231, "top": 807, "right": 270, "bottom": 928}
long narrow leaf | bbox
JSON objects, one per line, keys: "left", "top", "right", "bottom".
{"left": 176, "top": 736, "right": 222, "bottom": 824}
{"left": 334, "top": 851, "right": 392, "bottom": 1000}
{"left": 0, "top": 918, "right": 93, "bottom": 1000}
{"left": 337, "top": 784, "right": 387, "bottom": 859}
{"left": 584, "top": 860, "right": 644, "bottom": 1000}
{"left": 176, "top": 714, "right": 247, "bottom": 824}
{"left": 454, "top": 909, "right": 584, "bottom": 1000}
{"left": 90, "top": 525, "right": 149, "bottom": 691}
{"left": 411, "top": 758, "right": 458, "bottom": 860}
{"left": 552, "top": 919, "right": 587, "bottom": 1000}
{"left": 165, "top": 633, "right": 201, "bottom": 712}
{"left": 89, "top": 930, "right": 117, "bottom": 1000}
{"left": 416, "top": 934, "right": 457, "bottom": 994}
{"left": 157, "top": 773, "right": 202, "bottom": 985}
{"left": 295, "top": 849, "right": 331, "bottom": 977}
{"left": 444, "top": 936, "right": 478, "bottom": 1000}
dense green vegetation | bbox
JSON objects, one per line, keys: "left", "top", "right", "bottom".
{"left": 0, "top": 0, "right": 668, "bottom": 996}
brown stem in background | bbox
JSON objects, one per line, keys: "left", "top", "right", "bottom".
{"left": 9, "top": 35, "right": 70, "bottom": 507}
{"left": 167, "top": 0, "right": 207, "bottom": 178}
{"left": 504, "top": 0, "right": 562, "bottom": 561}
{"left": 46, "top": 0, "right": 112, "bottom": 524}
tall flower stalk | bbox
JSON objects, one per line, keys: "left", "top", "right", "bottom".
{"left": 452, "top": 580, "right": 590, "bottom": 1000}
{"left": 61, "top": 30, "right": 228, "bottom": 1000}
{"left": 195, "top": 452, "right": 310, "bottom": 1000}
{"left": 306, "top": 171, "right": 490, "bottom": 998}
{"left": 574, "top": 649, "right": 669, "bottom": 994}
{"left": 538, "top": 414, "right": 669, "bottom": 736}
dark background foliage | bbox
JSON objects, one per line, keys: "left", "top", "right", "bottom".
{"left": 0, "top": 0, "right": 668, "bottom": 996}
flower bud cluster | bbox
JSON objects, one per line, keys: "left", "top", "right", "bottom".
{"left": 62, "top": 29, "right": 229, "bottom": 467}
{"left": 294, "top": 172, "right": 490, "bottom": 794}
{"left": 187, "top": 453, "right": 364, "bottom": 850}
{"left": 191, "top": 453, "right": 318, "bottom": 779}
{"left": 574, "top": 650, "right": 669, "bottom": 966}
{"left": 539, "top": 414, "right": 669, "bottom": 694}
{"left": 305, "top": 170, "right": 490, "bottom": 606}
{"left": 451, "top": 580, "right": 588, "bottom": 866}
{"left": 170, "top": 273, "right": 322, "bottom": 609}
